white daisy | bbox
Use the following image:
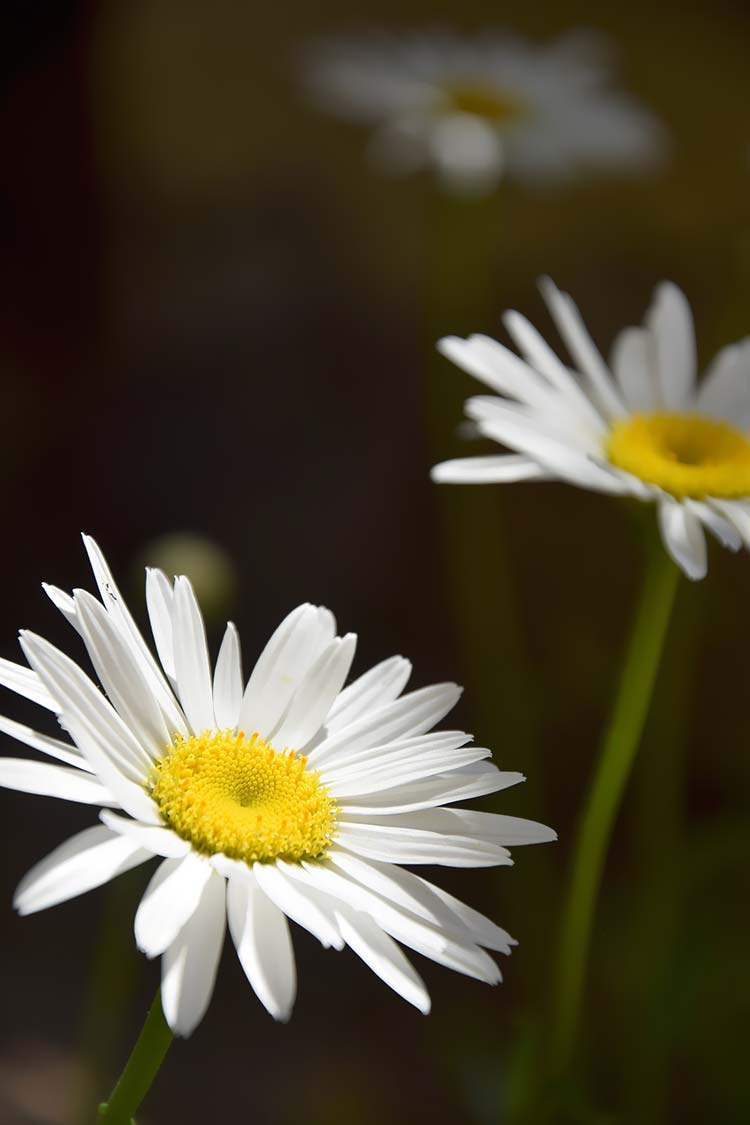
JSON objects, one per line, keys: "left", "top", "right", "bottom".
{"left": 305, "top": 29, "right": 665, "bottom": 195}
{"left": 0, "top": 536, "right": 555, "bottom": 1036}
{"left": 432, "top": 280, "right": 750, "bottom": 580}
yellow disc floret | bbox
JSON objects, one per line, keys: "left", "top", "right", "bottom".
{"left": 443, "top": 82, "right": 528, "bottom": 124}
{"left": 607, "top": 412, "right": 750, "bottom": 499}
{"left": 150, "top": 730, "right": 337, "bottom": 864}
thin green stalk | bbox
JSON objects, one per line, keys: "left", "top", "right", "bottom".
{"left": 97, "top": 988, "right": 173, "bottom": 1125}
{"left": 551, "top": 538, "right": 680, "bottom": 1077}
{"left": 625, "top": 586, "right": 699, "bottom": 1123}
{"left": 75, "top": 871, "right": 142, "bottom": 1124}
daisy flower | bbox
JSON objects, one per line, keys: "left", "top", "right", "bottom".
{"left": 0, "top": 536, "right": 555, "bottom": 1036}
{"left": 305, "top": 29, "right": 665, "bottom": 195}
{"left": 432, "top": 279, "right": 750, "bottom": 580}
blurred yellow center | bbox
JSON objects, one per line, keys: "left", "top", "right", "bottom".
{"left": 607, "top": 412, "right": 750, "bottom": 498}
{"left": 150, "top": 730, "right": 337, "bottom": 864}
{"left": 444, "top": 82, "right": 527, "bottom": 123}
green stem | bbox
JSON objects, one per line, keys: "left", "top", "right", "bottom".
{"left": 624, "top": 582, "right": 699, "bottom": 1122}
{"left": 97, "top": 988, "right": 173, "bottom": 1125}
{"left": 551, "top": 538, "right": 680, "bottom": 1077}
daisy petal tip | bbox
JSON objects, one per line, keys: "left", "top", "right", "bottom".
{"left": 134, "top": 935, "right": 161, "bottom": 961}
{"left": 678, "top": 553, "right": 707, "bottom": 582}
{"left": 436, "top": 335, "right": 461, "bottom": 355}
{"left": 12, "top": 889, "right": 29, "bottom": 915}
{"left": 536, "top": 273, "right": 559, "bottom": 300}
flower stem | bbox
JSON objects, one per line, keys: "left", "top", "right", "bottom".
{"left": 97, "top": 988, "right": 173, "bottom": 1125}
{"left": 551, "top": 538, "right": 680, "bottom": 1078}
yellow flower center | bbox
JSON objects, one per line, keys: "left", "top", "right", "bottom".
{"left": 150, "top": 730, "right": 337, "bottom": 864}
{"left": 443, "top": 82, "right": 527, "bottom": 124}
{"left": 607, "top": 412, "right": 750, "bottom": 498}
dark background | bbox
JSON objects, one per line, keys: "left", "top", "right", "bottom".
{"left": 1, "top": 2, "right": 749, "bottom": 1122}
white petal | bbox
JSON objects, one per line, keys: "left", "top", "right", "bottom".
{"left": 14, "top": 825, "right": 151, "bottom": 915}
{"left": 135, "top": 851, "right": 213, "bottom": 958}
{"left": 431, "top": 455, "right": 552, "bottom": 484}
{"left": 294, "top": 861, "right": 501, "bottom": 984}
{"left": 417, "top": 877, "right": 515, "bottom": 954}
{"left": 237, "top": 605, "right": 335, "bottom": 739}
{"left": 172, "top": 577, "right": 215, "bottom": 734}
{"left": 82, "top": 536, "right": 187, "bottom": 737}
{"left": 610, "top": 326, "right": 659, "bottom": 412}
{"left": 325, "top": 656, "right": 411, "bottom": 734}
{"left": 429, "top": 113, "right": 503, "bottom": 196}
{"left": 227, "top": 873, "right": 297, "bottom": 1022}
{"left": 74, "top": 589, "right": 171, "bottom": 756}
{"left": 646, "top": 282, "right": 696, "bottom": 409}
{"left": 252, "top": 861, "right": 343, "bottom": 949}
{"left": 161, "top": 868, "right": 226, "bottom": 1037}
{"left": 100, "top": 810, "right": 190, "bottom": 859}
{"left": 18, "top": 633, "right": 160, "bottom": 822}
{"left": 356, "top": 807, "right": 557, "bottom": 846}
{"left": 502, "top": 310, "right": 608, "bottom": 431}
{"left": 334, "top": 821, "right": 511, "bottom": 867}
{"left": 319, "top": 729, "right": 471, "bottom": 776}
{"left": 0, "top": 713, "right": 92, "bottom": 770}
{"left": 321, "top": 729, "right": 472, "bottom": 776}
{"left": 273, "top": 635, "right": 357, "bottom": 751}
{"left": 213, "top": 622, "right": 243, "bottom": 730}
{"left": 145, "top": 568, "right": 177, "bottom": 682}
{"left": 0, "top": 657, "right": 58, "bottom": 711}
{"left": 707, "top": 498, "right": 750, "bottom": 547}
{"left": 42, "top": 584, "right": 79, "bottom": 631}
{"left": 685, "top": 500, "right": 742, "bottom": 552}
{"left": 437, "top": 333, "right": 556, "bottom": 408}
{"left": 18, "top": 632, "right": 156, "bottom": 795}
{"left": 657, "top": 498, "right": 707, "bottom": 580}
{"left": 307, "top": 684, "right": 462, "bottom": 768}
{"left": 324, "top": 745, "right": 493, "bottom": 799}
{"left": 328, "top": 848, "right": 492, "bottom": 944}
{"left": 337, "top": 764, "right": 523, "bottom": 815}
{"left": 60, "top": 710, "right": 160, "bottom": 824}
{"left": 335, "top": 905, "right": 430, "bottom": 1013}
{"left": 0, "top": 758, "right": 115, "bottom": 805}
{"left": 695, "top": 338, "right": 750, "bottom": 428}
{"left": 466, "top": 399, "right": 623, "bottom": 494}
{"left": 538, "top": 277, "right": 627, "bottom": 419}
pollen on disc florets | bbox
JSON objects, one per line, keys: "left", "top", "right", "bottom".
{"left": 443, "top": 82, "right": 529, "bottom": 124}
{"left": 150, "top": 730, "right": 337, "bottom": 864}
{"left": 607, "top": 411, "right": 750, "bottom": 498}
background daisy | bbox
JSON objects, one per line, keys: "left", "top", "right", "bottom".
{"left": 305, "top": 29, "right": 666, "bottom": 194}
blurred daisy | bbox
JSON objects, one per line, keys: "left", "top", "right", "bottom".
{"left": 433, "top": 280, "right": 750, "bottom": 580}
{"left": 0, "top": 536, "right": 555, "bottom": 1036}
{"left": 305, "top": 29, "right": 665, "bottom": 195}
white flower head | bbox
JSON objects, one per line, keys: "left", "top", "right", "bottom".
{"left": 0, "top": 537, "right": 555, "bottom": 1035}
{"left": 433, "top": 279, "right": 750, "bottom": 580}
{"left": 305, "top": 28, "right": 666, "bottom": 196}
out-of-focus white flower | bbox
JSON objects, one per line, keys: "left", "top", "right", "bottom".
{"left": 433, "top": 279, "right": 750, "bottom": 580}
{"left": 305, "top": 29, "right": 666, "bottom": 195}
{"left": 0, "top": 536, "right": 555, "bottom": 1036}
